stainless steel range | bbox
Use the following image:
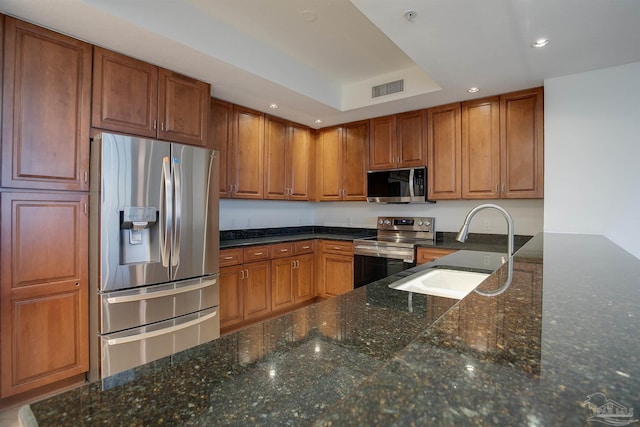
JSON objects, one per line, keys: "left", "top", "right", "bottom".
{"left": 353, "top": 217, "right": 435, "bottom": 287}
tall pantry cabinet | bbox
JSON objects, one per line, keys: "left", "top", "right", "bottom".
{"left": 0, "top": 16, "right": 90, "bottom": 405}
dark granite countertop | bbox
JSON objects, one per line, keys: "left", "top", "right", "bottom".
{"left": 23, "top": 233, "right": 640, "bottom": 426}
{"left": 219, "top": 225, "right": 531, "bottom": 254}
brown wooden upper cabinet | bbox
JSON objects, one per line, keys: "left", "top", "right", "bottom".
{"left": 427, "top": 103, "right": 462, "bottom": 200}
{"left": 316, "top": 120, "right": 368, "bottom": 201}
{"left": 209, "top": 98, "right": 233, "bottom": 196}
{"left": 92, "top": 47, "right": 210, "bottom": 146}
{"left": 226, "top": 106, "right": 265, "bottom": 199}
{"left": 369, "top": 110, "right": 427, "bottom": 170}
{"left": 264, "top": 116, "right": 312, "bottom": 200}
{"left": 428, "top": 87, "right": 544, "bottom": 200}
{"left": 500, "top": 87, "right": 544, "bottom": 198}
{"left": 461, "top": 96, "right": 501, "bottom": 199}
{"left": 1, "top": 17, "right": 92, "bottom": 191}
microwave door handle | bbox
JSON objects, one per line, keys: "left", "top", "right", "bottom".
{"left": 172, "top": 157, "right": 181, "bottom": 269}
{"left": 160, "top": 156, "right": 172, "bottom": 268}
{"left": 409, "top": 168, "right": 415, "bottom": 198}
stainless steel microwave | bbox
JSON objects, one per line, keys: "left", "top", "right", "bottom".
{"left": 366, "top": 167, "right": 431, "bottom": 203}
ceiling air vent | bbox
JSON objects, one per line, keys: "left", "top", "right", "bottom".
{"left": 371, "top": 79, "right": 404, "bottom": 98}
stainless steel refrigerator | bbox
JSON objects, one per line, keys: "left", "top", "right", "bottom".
{"left": 89, "top": 132, "right": 220, "bottom": 382}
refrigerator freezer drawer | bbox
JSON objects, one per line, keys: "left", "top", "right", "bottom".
{"left": 100, "top": 276, "right": 219, "bottom": 334}
{"left": 100, "top": 307, "right": 219, "bottom": 379}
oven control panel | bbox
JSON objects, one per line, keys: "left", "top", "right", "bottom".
{"left": 376, "top": 216, "right": 435, "bottom": 232}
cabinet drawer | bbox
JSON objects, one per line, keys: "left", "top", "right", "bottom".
{"left": 294, "top": 240, "right": 315, "bottom": 255}
{"left": 220, "top": 248, "right": 243, "bottom": 267}
{"left": 243, "top": 245, "right": 271, "bottom": 262}
{"left": 320, "top": 240, "right": 353, "bottom": 255}
{"left": 416, "top": 247, "right": 456, "bottom": 265}
{"left": 271, "top": 242, "right": 295, "bottom": 259}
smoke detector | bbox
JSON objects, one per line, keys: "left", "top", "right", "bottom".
{"left": 404, "top": 10, "right": 417, "bottom": 21}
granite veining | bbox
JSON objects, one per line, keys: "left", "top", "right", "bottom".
{"left": 25, "top": 233, "right": 640, "bottom": 426}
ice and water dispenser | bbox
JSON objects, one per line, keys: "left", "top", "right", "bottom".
{"left": 119, "top": 206, "right": 159, "bottom": 264}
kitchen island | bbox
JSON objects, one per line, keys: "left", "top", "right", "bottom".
{"left": 21, "top": 233, "right": 640, "bottom": 426}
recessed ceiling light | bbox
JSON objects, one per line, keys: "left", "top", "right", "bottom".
{"left": 314, "top": 119, "right": 323, "bottom": 124}
{"left": 269, "top": 103, "right": 279, "bottom": 109}
{"left": 531, "top": 38, "right": 550, "bottom": 48}
{"left": 467, "top": 87, "right": 480, "bottom": 93}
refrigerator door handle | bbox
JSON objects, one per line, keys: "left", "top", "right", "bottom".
{"left": 106, "top": 310, "right": 217, "bottom": 346}
{"left": 105, "top": 278, "right": 217, "bottom": 304}
{"left": 160, "top": 156, "right": 173, "bottom": 267}
{"left": 172, "top": 156, "right": 182, "bottom": 268}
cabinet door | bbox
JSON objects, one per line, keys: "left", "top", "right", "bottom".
{"left": 1, "top": 17, "right": 91, "bottom": 191}
{"left": 397, "top": 110, "right": 427, "bottom": 168}
{"left": 500, "top": 87, "right": 544, "bottom": 198}
{"left": 243, "top": 261, "right": 271, "bottom": 320}
{"left": 264, "top": 116, "right": 288, "bottom": 200}
{"left": 317, "top": 253, "right": 353, "bottom": 298}
{"left": 271, "top": 257, "right": 295, "bottom": 311}
{"left": 210, "top": 98, "right": 232, "bottom": 197}
{"left": 288, "top": 123, "right": 312, "bottom": 201}
{"left": 92, "top": 47, "right": 158, "bottom": 138}
{"left": 316, "top": 127, "right": 343, "bottom": 201}
{"left": 461, "top": 97, "right": 500, "bottom": 199}
{"left": 294, "top": 254, "right": 315, "bottom": 303}
{"left": 0, "top": 192, "right": 88, "bottom": 397}
{"left": 427, "top": 103, "right": 461, "bottom": 200}
{"left": 229, "top": 106, "right": 264, "bottom": 199}
{"left": 369, "top": 115, "right": 396, "bottom": 170}
{"left": 342, "top": 120, "right": 368, "bottom": 201}
{"left": 158, "top": 68, "right": 210, "bottom": 146}
{"left": 219, "top": 265, "right": 244, "bottom": 329}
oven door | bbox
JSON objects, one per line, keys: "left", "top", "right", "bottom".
{"left": 354, "top": 254, "right": 415, "bottom": 288}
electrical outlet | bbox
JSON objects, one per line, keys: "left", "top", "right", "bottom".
{"left": 483, "top": 219, "right": 491, "bottom": 232}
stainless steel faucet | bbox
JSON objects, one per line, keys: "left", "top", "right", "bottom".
{"left": 456, "top": 203, "right": 515, "bottom": 257}
{"left": 456, "top": 203, "right": 515, "bottom": 296}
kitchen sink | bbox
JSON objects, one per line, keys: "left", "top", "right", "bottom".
{"left": 389, "top": 268, "right": 490, "bottom": 299}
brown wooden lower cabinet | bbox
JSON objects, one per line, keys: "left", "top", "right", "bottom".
{"left": 219, "top": 261, "right": 271, "bottom": 329}
{"left": 0, "top": 191, "right": 88, "bottom": 399}
{"left": 317, "top": 240, "right": 354, "bottom": 298}
{"left": 243, "top": 261, "right": 272, "bottom": 320}
{"left": 219, "top": 240, "right": 318, "bottom": 332}
{"left": 271, "top": 253, "right": 315, "bottom": 311}
{"left": 416, "top": 247, "right": 457, "bottom": 265}
{"left": 219, "top": 265, "right": 244, "bottom": 329}
{"left": 293, "top": 254, "right": 315, "bottom": 303}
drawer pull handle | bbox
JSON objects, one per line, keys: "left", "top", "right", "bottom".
{"left": 280, "top": 249, "right": 289, "bottom": 252}
{"left": 223, "top": 256, "right": 234, "bottom": 260}
{"left": 302, "top": 246, "right": 310, "bottom": 249}
{"left": 254, "top": 252, "right": 263, "bottom": 255}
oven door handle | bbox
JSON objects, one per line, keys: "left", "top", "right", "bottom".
{"left": 354, "top": 245, "right": 414, "bottom": 261}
